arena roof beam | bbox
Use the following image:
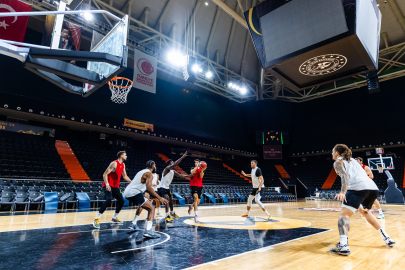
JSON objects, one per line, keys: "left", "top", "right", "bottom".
{"left": 210, "top": 0, "right": 248, "bottom": 30}
{"left": 387, "top": 0, "right": 405, "bottom": 34}
{"left": 184, "top": 0, "right": 203, "bottom": 43}
{"left": 224, "top": 4, "right": 239, "bottom": 70}
{"left": 155, "top": 0, "right": 176, "bottom": 32}
{"left": 240, "top": 0, "right": 256, "bottom": 76}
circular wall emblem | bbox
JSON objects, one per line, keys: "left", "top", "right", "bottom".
{"left": 299, "top": 54, "right": 347, "bottom": 76}
{"left": 137, "top": 58, "right": 154, "bottom": 76}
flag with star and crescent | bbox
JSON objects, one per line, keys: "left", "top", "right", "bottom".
{"left": 0, "top": 0, "right": 31, "bottom": 42}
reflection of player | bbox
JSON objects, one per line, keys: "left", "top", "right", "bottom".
{"left": 354, "top": 157, "right": 384, "bottom": 219}
{"left": 59, "top": 28, "right": 77, "bottom": 50}
{"left": 329, "top": 144, "right": 395, "bottom": 256}
{"left": 241, "top": 160, "right": 271, "bottom": 220}
{"left": 248, "top": 230, "right": 267, "bottom": 247}
{"left": 188, "top": 159, "right": 206, "bottom": 223}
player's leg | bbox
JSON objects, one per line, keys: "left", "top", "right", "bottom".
{"left": 154, "top": 198, "right": 162, "bottom": 217}
{"left": 192, "top": 193, "right": 200, "bottom": 222}
{"left": 168, "top": 190, "right": 180, "bottom": 219}
{"left": 361, "top": 191, "right": 394, "bottom": 246}
{"left": 242, "top": 189, "right": 255, "bottom": 217}
{"left": 144, "top": 192, "right": 150, "bottom": 219}
{"left": 255, "top": 192, "right": 271, "bottom": 220}
{"left": 131, "top": 204, "right": 144, "bottom": 229}
{"left": 329, "top": 207, "right": 354, "bottom": 256}
{"left": 111, "top": 188, "right": 125, "bottom": 224}
{"left": 164, "top": 192, "right": 174, "bottom": 222}
{"left": 140, "top": 200, "right": 160, "bottom": 239}
{"left": 374, "top": 199, "right": 385, "bottom": 219}
{"left": 93, "top": 187, "right": 112, "bottom": 229}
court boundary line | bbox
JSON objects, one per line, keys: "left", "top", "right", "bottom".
{"left": 182, "top": 229, "right": 331, "bottom": 270}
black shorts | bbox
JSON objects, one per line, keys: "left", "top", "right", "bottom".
{"left": 158, "top": 188, "right": 172, "bottom": 198}
{"left": 126, "top": 193, "right": 147, "bottom": 206}
{"left": 251, "top": 188, "right": 262, "bottom": 196}
{"left": 190, "top": 186, "right": 203, "bottom": 199}
{"left": 343, "top": 190, "right": 379, "bottom": 212}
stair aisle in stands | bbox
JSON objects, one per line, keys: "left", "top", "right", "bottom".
{"left": 55, "top": 140, "right": 90, "bottom": 181}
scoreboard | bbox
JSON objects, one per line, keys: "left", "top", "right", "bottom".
{"left": 256, "top": 131, "right": 289, "bottom": 145}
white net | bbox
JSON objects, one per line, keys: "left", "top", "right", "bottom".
{"left": 108, "top": 77, "right": 133, "bottom": 104}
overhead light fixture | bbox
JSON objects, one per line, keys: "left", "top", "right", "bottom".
{"left": 167, "top": 50, "right": 185, "bottom": 66}
{"left": 205, "top": 71, "right": 213, "bottom": 78}
{"left": 192, "top": 64, "right": 201, "bottom": 72}
{"left": 240, "top": 87, "right": 247, "bottom": 95}
{"left": 83, "top": 12, "right": 93, "bottom": 21}
{"left": 229, "top": 83, "right": 233, "bottom": 88}
{"left": 205, "top": 1, "right": 209, "bottom": 6}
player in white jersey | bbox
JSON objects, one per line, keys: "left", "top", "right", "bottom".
{"left": 123, "top": 160, "right": 168, "bottom": 239}
{"left": 143, "top": 170, "right": 163, "bottom": 218}
{"left": 241, "top": 160, "right": 271, "bottom": 220}
{"left": 355, "top": 157, "right": 385, "bottom": 219}
{"left": 330, "top": 144, "right": 395, "bottom": 256}
{"left": 158, "top": 151, "right": 189, "bottom": 222}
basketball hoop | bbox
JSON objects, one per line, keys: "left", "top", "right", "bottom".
{"left": 377, "top": 166, "right": 384, "bottom": 174}
{"left": 108, "top": 77, "right": 133, "bottom": 104}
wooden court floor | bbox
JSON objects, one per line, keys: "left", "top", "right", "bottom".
{"left": 0, "top": 201, "right": 404, "bottom": 270}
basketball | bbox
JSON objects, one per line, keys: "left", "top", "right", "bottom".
{"left": 200, "top": 161, "right": 207, "bottom": 169}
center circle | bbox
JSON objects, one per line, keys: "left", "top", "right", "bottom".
{"left": 183, "top": 216, "right": 310, "bottom": 230}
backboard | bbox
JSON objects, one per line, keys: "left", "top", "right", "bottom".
{"left": 0, "top": 6, "right": 128, "bottom": 97}
{"left": 367, "top": 157, "right": 394, "bottom": 171}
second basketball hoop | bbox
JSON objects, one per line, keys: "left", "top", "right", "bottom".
{"left": 108, "top": 77, "right": 133, "bottom": 104}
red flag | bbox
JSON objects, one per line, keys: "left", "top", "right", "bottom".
{"left": 0, "top": 0, "right": 32, "bottom": 42}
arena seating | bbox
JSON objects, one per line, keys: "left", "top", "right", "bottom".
{"left": 0, "top": 180, "right": 296, "bottom": 212}
{"left": 0, "top": 137, "right": 71, "bottom": 179}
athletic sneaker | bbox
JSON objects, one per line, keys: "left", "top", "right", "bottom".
{"left": 384, "top": 237, "right": 396, "bottom": 247}
{"left": 195, "top": 215, "right": 200, "bottom": 223}
{"left": 93, "top": 218, "right": 100, "bottom": 229}
{"left": 157, "top": 212, "right": 164, "bottom": 218}
{"left": 170, "top": 212, "right": 180, "bottom": 219}
{"left": 329, "top": 242, "right": 351, "bottom": 256}
{"left": 264, "top": 214, "right": 272, "bottom": 220}
{"left": 111, "top": 217, "right": 124, "bottom": 224}
{"left": 188, "top": 205, "right": 193, "bottom": 215}
{"left": 128, "top": 223, "right": 141, "bottom": 232}
{"left": 165, "top": 217, "right": 174, "bottom": 222}
{"left": 143, "top": 229, "right": 161, "bottom": 239}
{"left": 378, "top": 213, "right": 385, "bottom": 219}
{"left": 241, "top": 214, "right": 250, "bottom": 217}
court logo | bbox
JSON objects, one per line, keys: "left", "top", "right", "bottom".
{"left": 299, "top": 54, "right": 347, "bottom": 76}
{"left": 0, "top": 4, "right": 17, "bottom": 29}
{"left": 137, "top": 58, "right": 154, "bottom": 76}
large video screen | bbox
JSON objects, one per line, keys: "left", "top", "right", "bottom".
{"left": 260, "top": 0, "right": 348, "bottom": 63}
{"left": 256, "top": 131, "right": 289, "bottom": 145}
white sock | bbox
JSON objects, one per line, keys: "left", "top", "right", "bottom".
{"left": 113, "top": 213, "right": 118, "bottom": 219}
{"left": 195, "top": 211, "right": 198, "bottom": 216}
{"left": 145, "top": 211, "right": 148, "bottom": 218}
{"left": 166, "top": 212, "right": 170, "bottom": 217}
{"left": 340, "top": 235, "right": 348, "bottom": 246}
{"left": 378, "top": 228, "right": 390, "bottom": 239}
{"left": 132, "top": 215, "right": 139, "bottom": 225}
{"left": 264, "top": 210, "right": 270, "bottom": 215}
{"left": 97, "top": 213, "right": 102, "bottom": 219}
{"left": 146, "top": 221, "right": 153, "bottom": 231}
{"left": 246, "top": 210, "right": 250, "bottom": 215}
{"left": 170, "top": 211, "right": 175, "bottom": 215}
{"left": 378, "top": 209, "right": 383, "bottom": 214}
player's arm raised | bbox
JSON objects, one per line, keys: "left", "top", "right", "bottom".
{"left": 168, "top": 151, "right": 188, "bottom": 171}
{"left": 365, "top": 166, "right": 374, "bottom": 179}
{"left": 102, "top": 162, "right": 117, "bottom": 192}
{"left": 144, "top": 172, "right": 168, "bottom": 204}
{"left": 174, "top": 171, "right": 190, "bottom": 179}
{"left": 241, "top": 170, "right": 251, "bottom": 177}
{"left": 121, "top": 164, "right": 132, "bottom": 183}
{"left": 334, "top": 160, "right": 349, "bottom": 202}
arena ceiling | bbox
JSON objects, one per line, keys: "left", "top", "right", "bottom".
{"left": 22, "top": 0, "right": 405, "bottom": 103}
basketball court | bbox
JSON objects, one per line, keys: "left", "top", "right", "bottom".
{"left": 0, "top": 0, "right": 405, "bottom": 269}
{"left": 0, "top": 201, "right": 404, "bottom": 269}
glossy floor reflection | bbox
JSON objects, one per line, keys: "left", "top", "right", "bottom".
{"left": 0, "top": 217, "right": 326, "bottom": 270}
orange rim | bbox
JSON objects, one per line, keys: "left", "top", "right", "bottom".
{"left": 108, "top": 77, "right": 133, "bottom": 89}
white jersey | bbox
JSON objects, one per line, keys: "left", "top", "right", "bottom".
{"left": 338, "top": 157, "right": 378, "bottom": 191}
{"left": 251, "top": 167, "right": 265, "bottom": 188}
{"left": 123, "top": 169, "right": 150, "bottom": 198}
{"left": 160, "top": 169, "right": 174, "bottom": 189}
{"left": 152, "top": 173, "right": 158, "bottom": 191}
